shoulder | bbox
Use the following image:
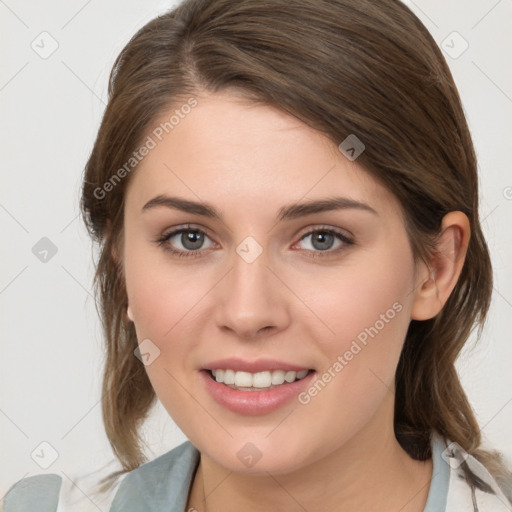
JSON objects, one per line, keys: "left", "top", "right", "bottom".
{"left": 443, "top": 440, "right": 512, "bottom": 511}
{"left": 1, "top": 441, "right": 199, "bottom": 512}
{"left": 2, "top": 473, "right": 62, "bottom": 512}
{"left": 109, "top": 440, "right": 200, "bottom": 511}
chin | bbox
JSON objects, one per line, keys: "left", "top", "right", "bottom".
{"left": 196, "top": 434, "right": 316, "bottom": 475}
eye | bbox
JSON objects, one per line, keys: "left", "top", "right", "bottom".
{"left": 294, "top": 227, "right": 354, "bottom": 256}
{"left": 155, "top": 225, "right": 354, "bottom": 259}
{"left": 156, "top": 225, "right": 215, "bottom": 258}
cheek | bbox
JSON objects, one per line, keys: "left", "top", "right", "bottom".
{"left": 123, "top": 235, "right": 196, "bottom": 384}
{"left": 123, "top": 235, "right": 223, "bottom": 413}
{"left": 285, "top": 255, "right": 414, "bottom": 458}
{"left": 124, "top": 232, "right": 204, "bottom": 340}
{"left": 123, "top": 247, "right": 205, "bottom": 425}
{"left": 298, "top": 240, "right": 414, "bottom": 391}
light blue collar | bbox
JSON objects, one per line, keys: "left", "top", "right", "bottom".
{"left": 423, "top": 432, "right": 450, "bottom": 512}
{"left": 109, "top": 440, "right": 200, "bottom": 511}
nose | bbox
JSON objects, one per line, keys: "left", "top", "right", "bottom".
{"left": 214, "top": 245, "right": 291, "bottom": 341}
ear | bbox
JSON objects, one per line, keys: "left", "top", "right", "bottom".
{"left": 411, "top": 211, "right": 470, "bottom": 321}
{"left": 127, "top": 305, "right": 134, "bottom": 322}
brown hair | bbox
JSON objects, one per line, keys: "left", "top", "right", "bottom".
{"left": 80, "top": 0, "right": 512, "bottom": 498}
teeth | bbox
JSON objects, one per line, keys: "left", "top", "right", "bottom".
{"left": 284, "top": 371, "right": 296, "bottom": 383}
{"left": 296, "top": 370, "right": 308, "bottom": 379}
{"left": 271, "top": 370, "right": 285, "bottom": 385}
{"left": 210, "top": 368, "right": 310, "bottom": 388}
{"left": 235, "top": 371, "right": 253, "bottom": 387}
{"left": 223, "top": 369, "right": 235, "bottom": 385}
{"left": 253, "top": 371, "right": 272, "bottom": 388}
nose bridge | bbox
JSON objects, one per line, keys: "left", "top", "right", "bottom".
{"left": 215, "top": 237, "right": 289, "bottom": 338}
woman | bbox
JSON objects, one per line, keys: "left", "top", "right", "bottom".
{"left": 3, "top": 0, "right": 511, "bottom": 510}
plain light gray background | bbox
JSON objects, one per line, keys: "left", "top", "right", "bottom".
{"left": 1, "top": 0, "right": 511, "bottom": 501}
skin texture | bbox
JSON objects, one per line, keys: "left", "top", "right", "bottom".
{"left": 121, "top": 91, "right": 470, "bottom": 511}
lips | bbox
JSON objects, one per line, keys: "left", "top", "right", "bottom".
{"left": 201, "top": 370, "right": 315, "bottom": 414}
{"left": 200, "top": 357, "right": 316, "bottom": 415}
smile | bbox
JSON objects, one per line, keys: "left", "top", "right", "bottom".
{"left": 201, "top": 368, "right": 316, "bottom": 415}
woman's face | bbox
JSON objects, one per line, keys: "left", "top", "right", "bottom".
{"left": 122, "top": 90, "right": 425, "bottom": 474}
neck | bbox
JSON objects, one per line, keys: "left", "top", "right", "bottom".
{"left": 187, "top": 394, "right": 433, "bottom": 512}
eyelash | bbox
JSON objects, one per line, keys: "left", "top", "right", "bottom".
{"left": 155, "top": 224, "right": 355, "bottom": 260}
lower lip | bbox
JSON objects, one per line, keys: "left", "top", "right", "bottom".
{"left": 200, "top": 370, "right": 316, "bottom": 415}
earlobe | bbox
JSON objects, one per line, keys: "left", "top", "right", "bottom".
{"left": 127, "top": 305, "right": 134, "bottom": 322}
{"left": 411, "top": 211, "right": 470, "bottom": 321}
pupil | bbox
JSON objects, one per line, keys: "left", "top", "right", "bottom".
{"left": 183, "top": 231, "right": 203, "bottom": 250}
{"left": 313, "top": 232, "right": 334, "bottom": 251}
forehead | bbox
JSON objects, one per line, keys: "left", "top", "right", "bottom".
{"left": 125, "top": 91, "right": 401, "bottom": 221}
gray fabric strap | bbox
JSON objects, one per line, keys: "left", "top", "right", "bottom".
{"left": 109, "top": 441, "right": 200, "bottom": 512}
{"left": 3, "top": 474, "right": 62, "bottom": 512}
{"left": 423, "top": 433, "right": 450, "bottom": 512}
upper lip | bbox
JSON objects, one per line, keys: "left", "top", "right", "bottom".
{"left": 202, "top": 358, "right": 312, "bottom": 373}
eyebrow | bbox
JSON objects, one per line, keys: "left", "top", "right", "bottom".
{"left": 141, "top": 195, "right": 378, "bottom": 221}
